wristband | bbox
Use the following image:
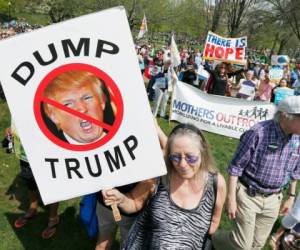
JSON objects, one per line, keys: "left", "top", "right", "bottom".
{"left": 289, "top": 193, "right": 296, "bottom": 197}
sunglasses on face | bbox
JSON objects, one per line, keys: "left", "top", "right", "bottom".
{"left": 169, "top": 154, "right": 199, "bottom": 164}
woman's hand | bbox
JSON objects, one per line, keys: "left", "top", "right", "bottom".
{"left": 102, "top": 189, "right": 125, "bottom": 207}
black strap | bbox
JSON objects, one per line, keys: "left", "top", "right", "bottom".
{"left": 212, "top": 173, "right": 218, "bottom": 209}
{"left": 202, "top": 173, "right": 218, "bottom": 249}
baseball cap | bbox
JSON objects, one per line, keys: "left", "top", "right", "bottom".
{"left": 277, "top": 96, "right": 300, "bottom": 114}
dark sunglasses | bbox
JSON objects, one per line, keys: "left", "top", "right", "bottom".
{"left": 169, "top": 154, "right": 199, "bottom": 164}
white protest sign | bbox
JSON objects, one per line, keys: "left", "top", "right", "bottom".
{"left": 171, "top": 81, "right": 276, "bottom": 138}
{"left": 0, "top": 7, "right": 166, "bottom": 204}
{"left": 239, "top": 83, "right": 255, "bottom": 96}
{"left": 153, "top": 76, "right": 166, "bottom": 89}
{"left": 197, "top": 65, "right": 210, "bottom": 80}
{"left": 269, "top": 68, "right": 284, "bottom": 83}
{"left": 203, "top": 31, "right": 247, "bottom": 65}
{"left": 271, "top": 55, "right": 289, "bottom": 66}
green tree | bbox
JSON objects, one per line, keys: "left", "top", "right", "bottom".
{"left": 267, "top": 0, "right": 300, "bottom": 43}
{"left": 224, "top": 0, "right": 256, "bottom": 37}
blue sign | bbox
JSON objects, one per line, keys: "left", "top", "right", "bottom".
{"left": 274, "top": 88, "right": 294, "bottom": 105}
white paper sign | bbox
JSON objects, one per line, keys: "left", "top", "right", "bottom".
{"left": 0, "top": 7, "right": 166, "bottom": 204}
{"left": 171, "top": 81, "right": 276, "bottom": 138}
{"left": 153, "top": 76, "right": 167, "bottom": 89}
{"left": 271, "top": 55, "right": 289, "bottom": 66}
{"left": 197, "top": 65, "right": 210, "bottom": 80}
{"left": 269, "top": 68, "right": 284, "bottom": 83}
{"left": 203, "top": 31, "right": 247, "bottom": 65}
{"left": 239, "top": 84, "right": 255, "bottom": 96}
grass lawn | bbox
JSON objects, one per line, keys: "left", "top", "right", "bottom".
{"left": 0, "top": 99, "right": 275, "bottom": 249}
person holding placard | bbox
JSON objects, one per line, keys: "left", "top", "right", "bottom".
{"left": 271, "top": 78, "right": 294, "bottom": 105}
{"left": 152, "top": 59, "right": 177, "bottom": 119}
{"left": 236, "top": 70, "right": 257, "bottom": 100}
{"left": 103, "top": 123, "right": 226, "bottom": 249}
{"left": 96, "top": 181, "right": 154, "bottom": 250}
{"left": 255, "top": 74, "right": 274, "bottom": 102}
{"left": 204, "top": 62, "right": 243, "bottom": 96}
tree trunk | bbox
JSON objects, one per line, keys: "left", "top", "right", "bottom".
{"left": 269, "top": 32, "right": 279, "bottom": 60}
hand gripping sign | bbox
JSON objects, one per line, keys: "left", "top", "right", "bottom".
{"left": 0, "top": 7, "right": 166, "bottom": 204}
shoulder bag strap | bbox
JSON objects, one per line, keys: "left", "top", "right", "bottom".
{"left": 212, "top": 173, "right": 218, "bottom": 209}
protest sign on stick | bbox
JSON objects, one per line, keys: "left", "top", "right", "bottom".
{"left": 0, "top": 7, "right": 166, "bottom": 204}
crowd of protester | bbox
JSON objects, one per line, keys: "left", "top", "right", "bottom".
{"left": 0, "top": 19, "right": 41, "bottom": 40}
{"left": 2, "top": 19, "right": 300, "bottom": 250}
{"left": 136, "top": 44, "right": 300, "bottom": 118}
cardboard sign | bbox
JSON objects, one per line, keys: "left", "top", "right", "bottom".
{"left": 171, "top": 81, "right": 276, "bottom": 139}
{"left": 0, "top": 7, "right": 166, "bottom": 204}
{"left": 203, "top": 31, "right": 247, "bottom": 65}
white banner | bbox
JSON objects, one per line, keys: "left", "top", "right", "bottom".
{"left": 203, "top": 31, "right": 247, "bottom": 65}
{"left": 171, "top": 81, "right": 276, "bottom": 138}
{"left": 0, "top": 7, "right": 166, "bottom": 204}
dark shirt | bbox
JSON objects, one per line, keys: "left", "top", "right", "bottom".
{"left": 181, "top": 69, "right": 197, "bottom": 86}
{"left": 204, "top": 65, "right": 243, "bottom": 96}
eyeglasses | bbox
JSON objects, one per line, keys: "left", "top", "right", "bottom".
{"left": 169, "top": 154, "right": 199, "bottom": 164}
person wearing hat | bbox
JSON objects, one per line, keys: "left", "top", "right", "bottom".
{"left": 213, "top": 96, "right": 300, "bottom": 250}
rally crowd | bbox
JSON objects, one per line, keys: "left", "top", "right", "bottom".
{"left": 0, "top": 19, "right": 41, "bottom": 39}
{"left": 136, "top": 44, "right": 300, "bottom": 120}
{"left": 2, "top": 22, "right": 300, "bottom": 250}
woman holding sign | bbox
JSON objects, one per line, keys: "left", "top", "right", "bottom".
{"left": 236, "top": 70, "right": 257, "bottom": 100}
{"left": 204, "top": 62, "right": 243, "bottom": 96}
{"left": 103, "top": 123, "right": 226, "bottom": 249}
{"left": 255, "top": 73, "right": 274, "bottom": 101}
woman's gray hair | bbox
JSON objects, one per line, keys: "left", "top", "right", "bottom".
{"left": 274, "top": 110, "right": 298, "bottom": 121}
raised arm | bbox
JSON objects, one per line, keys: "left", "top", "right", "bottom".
{"left": 154, "top": 118, "right": 168, "bottom": 151}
